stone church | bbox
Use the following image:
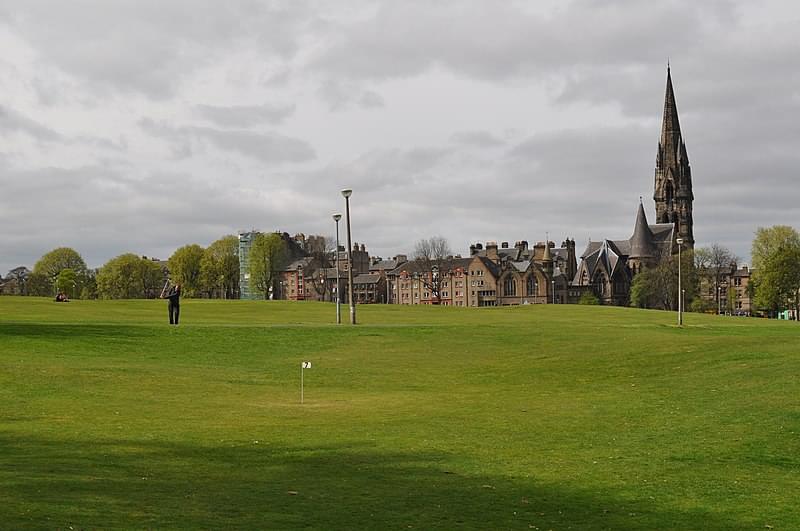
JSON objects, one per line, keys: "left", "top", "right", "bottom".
{"left": 573, "top": 67, "right": 695, "bottom": 305}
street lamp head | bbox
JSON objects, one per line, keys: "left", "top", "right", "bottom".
{"left": 341, "top": 189, "right": 353, "bottom": 198}
{"left": 332, "top": 213, "right": 342, "bottom": 222}
{"left": 676, "top": 238, "right": 684, "bottom": 245}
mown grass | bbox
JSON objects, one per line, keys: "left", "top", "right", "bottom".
{"left": 1, "top": 297, "right": 799, "bottom": 529}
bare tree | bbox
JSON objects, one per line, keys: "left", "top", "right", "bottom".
{"left": 6, "top": 266, "right": 31, "bottom": 295}
{"left": 413, "top": 236, "right": 453, "bottom": 304}
{"left": 695, "top": 244, "right": 738, "bottom": 311}
{"left": 304, "top": 235, "right": 337, "bottom": 301}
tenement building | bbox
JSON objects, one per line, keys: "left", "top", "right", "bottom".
{"left": 391, "top": 239, "right": 577, "bottom": 306}
{"left": 572, "top": 67, "right": 695, "bottom": 305}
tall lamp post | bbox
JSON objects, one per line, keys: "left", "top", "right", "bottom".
{"left": 718, "top": 285, "right": 722, "bottom": 315}
{"left": 341, "top": 189, "right": 356, "bottom": 325}
{"left": 333, "top": 213, "right": 342, "bottom": 324}
{"left": 552, "top": 280, "right": 555, "bottom": 304}
{"left": 676, "top": 237, "right": 684, "bottom": 326}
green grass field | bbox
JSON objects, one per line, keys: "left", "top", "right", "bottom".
{"left": 1, "top": 297, "right": 798, "bottom": 529}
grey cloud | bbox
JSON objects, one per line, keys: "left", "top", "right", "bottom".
{"left": 195, "top": 127, "right": 315, "bottom": 164}
{"left": 139, "top": 118, "right": 316, "bottom": 164}
{"left": 312, "top": 1, "right": 734, "bottom": 82}
{"left": 0, "top": 1, "right": 313, "bottom": 99}
{"left": 317, "top": 79, "right": 386, "bottom": 112}
{"left": 358, "top": 91, "right": 385, "bottom": 109}
{"left": 451, "top": 130, "right": 507, "bottom": 148}
{"left": 0, "top": 105, "right": 61, "bottom": 141}
{"left": 194, "top": 103, "right": 296, "bottom": 127}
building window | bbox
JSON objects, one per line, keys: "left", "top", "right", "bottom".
{"left": 527, "top": 275, "right": 537, "bottom": 296}
{"left": 503, "top": 277, "right": 516, "bottom": 297}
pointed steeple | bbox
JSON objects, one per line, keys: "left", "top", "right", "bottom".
{"left": 653, "top": 66, "right": 694, "bottom": 248}
{"left": 629, "top": 200, "right": 655, "bottom": 258}
{"left": 661, "top": 66, "right": 682, "bottom": 149}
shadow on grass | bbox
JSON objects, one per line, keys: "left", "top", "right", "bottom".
{"left": 0, "top": 322, "right": 155, "bottom": 342}
{"left": 0, "top": 433, "right": 742, "bottom": 530}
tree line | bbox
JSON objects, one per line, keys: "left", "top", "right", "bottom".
{"left": 4, "top": 235, "right": 240, "bottom": 299}
{"left": 3, "top": 232, "right": 305, "bottom": 301}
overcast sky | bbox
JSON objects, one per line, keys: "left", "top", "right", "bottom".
{"left": 1, "top": 0, "right": 798, "bottom": 274}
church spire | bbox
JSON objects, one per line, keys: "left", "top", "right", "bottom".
{"left": 661, "top": 66, "right": 682, "bottom": 149}
{"left": 653, "top": 66, "right": 694, "bottom": 248}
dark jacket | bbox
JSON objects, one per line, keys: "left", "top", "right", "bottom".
{"left": 165, "top": 286, "right": 181, "bottom": 303}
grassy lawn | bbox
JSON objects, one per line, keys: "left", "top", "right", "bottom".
{"left": 1, "top": 297, "right": 799, "bottom": 529}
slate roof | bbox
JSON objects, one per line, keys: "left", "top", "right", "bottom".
{"left": 391, "top": 257, "right": 473, "bottom": 276}
{"left": 353, "top": 273, "right": 382, "bottom": 285}
{"left": 283, "top": 257, "right": 315, "bottom": 272}
{"left": 370, "top": 259, "right": 404, "bottom": 272}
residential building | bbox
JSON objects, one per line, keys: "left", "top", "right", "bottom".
{"left": 699, "top": 264, "right": 754, "bottom": 315}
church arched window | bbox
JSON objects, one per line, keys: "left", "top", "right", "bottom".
{"left": 503, "top": 276, "right": 516, "bottom": 296}
{"left": 526, "top": 275, "right": 537, "bottom": 296}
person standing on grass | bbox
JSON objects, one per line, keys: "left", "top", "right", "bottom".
{"left": 161, "top": 283, "right": 182, "bottom": 325}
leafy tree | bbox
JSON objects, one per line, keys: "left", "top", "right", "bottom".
{"left": 630, "top": 266, "right": 658, "bottom": 308}
{"left": 690, "top": 296, "right": 716, "bottom": 313}
{"left": 140, "top": 259, "right": 166, "bottom": 299}
{"left": 248, "top": 233, "right": 288, "bottom": 300}
{"left": 753, "top": 244, "right": 800, "bottom": 317}
{"left": 751, "top": 226, "right": 800, "bottom": 272}
{"left": 578, "top": 291, "right": 600, "bottom": 305}
{"left": 26, "top": 272, "right": 52, "bottom": 297}
{"left": 413, "top": 236, "right": 453, "bottom": 304}
{"left": 32, "top": 247, "right": 88, "bottom": 296}
{"left": 200, "top": 235, "right": 239, "bottom": 299}
{"left": 168, "top": 244, "right": 205, "bottom": 297}
{"left": 97, "top": 254, "right": 164, "bottom": 299}
{"left": 629, "top": 251, "right": 697, "bottom": 310}
{"left": 55, "top": 269, "right": 78, "bottom": 298}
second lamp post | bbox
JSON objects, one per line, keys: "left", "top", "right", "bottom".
{"left": 341, "top": 189, "right": 356, "bottom": 325}
{"left": 332, "top": 213, "right": 342, "bottom": 324}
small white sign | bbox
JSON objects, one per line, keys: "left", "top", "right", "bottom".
{"left": 302, "top": 361, "right": 312, "bottom": 369}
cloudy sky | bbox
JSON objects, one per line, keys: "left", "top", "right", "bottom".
{"left": 1, "top": 0, "right": 798, "bottom": 274}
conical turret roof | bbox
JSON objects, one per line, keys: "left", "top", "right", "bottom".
{"left": 629, "top": 201, "right": 655, "bottom": 258}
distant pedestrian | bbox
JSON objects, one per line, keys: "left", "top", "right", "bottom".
{"left": 161, "top": 283, "right": 181, "bottom": 325}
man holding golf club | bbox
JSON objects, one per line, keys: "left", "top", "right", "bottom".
{"left": 160, "top": 281, "right": 182, "bottom": 325}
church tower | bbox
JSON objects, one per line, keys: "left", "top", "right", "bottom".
{"left": 653, "top": 67, "right": 694, "bottom": 248}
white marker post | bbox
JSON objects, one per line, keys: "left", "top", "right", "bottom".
{"left": 301, "top": 361, "right": 312, "bottom": 404}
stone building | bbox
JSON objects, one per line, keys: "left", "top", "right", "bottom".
{"left": 698, "top": 264, "right": 754, "bottom": 315}
{"left": 572, "top": 67, "right": 694, "bottom": 305}
{"left": 390, "top": 238, "right": 576, "bottom": 307}
{"left": 369, "top": 255, "right": 408, "bottom": 304}
{"left": 352, "top": 273, "right": 387, "bottom": 304}
{"left": 279, "top": 256, "right": 320, "bottom": 301}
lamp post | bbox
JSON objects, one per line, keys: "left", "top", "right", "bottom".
{"left": 718, "top": 285, "right": 722, "bottom": 315}
{"left": 552, "top": 280, "right": 555, "bottom": 304}
{"left": 676, "top": 237, "right": 684, "bottom": 326}
{"left": 333, "top": 213, "right": 342, "bottom": 324}
{"left": 341, "top": 189, "right": 356, "bottom": 325}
